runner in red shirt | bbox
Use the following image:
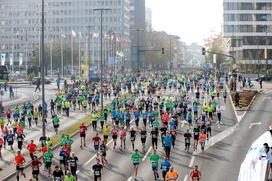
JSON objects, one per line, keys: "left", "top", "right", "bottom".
{"left": 40, "top": 145, "right": 48, "bottom": 155}
{"left": 190, "top": 165, "right": 201, "bottom": 181}
{"left": 92, "top": 133, "right": 101, "bottom": 155}
{"left": 111, "top": 126, "right": 118, "bottom": 149}
{"left": 162, "top": 113, "right": 169, "bottom": 126}
{"left": 79, "top": 123, "right": 87, "bottom": 149}
{"left": 27, "top": 140, "right": 37, "bottom": 160}
{"left": 15, "top": 150, "right": 26, "bottom": 180}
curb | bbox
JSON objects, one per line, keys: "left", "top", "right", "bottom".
{"left": 227, "top": 86, "right": 259, "bottom": 123}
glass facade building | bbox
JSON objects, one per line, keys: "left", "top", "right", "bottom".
{"left": 223, "top": 0, "right": 272, "bottom": 71}
{"left": 0, "top": 0, "right": 139, "bottom": 71}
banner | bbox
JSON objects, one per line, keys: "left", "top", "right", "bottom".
{"left": 1, "top": 53, "right": 6, "bottom": 65}
{"left": 19, "top": 53, "right": 23, "bottom": 66}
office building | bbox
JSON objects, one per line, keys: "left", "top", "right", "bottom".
{"left": 223, "top": 0, "right": 272, "bottom": 71}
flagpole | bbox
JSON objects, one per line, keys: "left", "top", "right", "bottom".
{"left": 92, "top": 34, "right": 95, "bottom": 66}
{"left": 38, "top": 30, "right": 41, "bottom": 77}
{"left": 78, "top": 36, "right": 81, "bottom": 79}
{"left": 25, "top": 30, "right": 28, "bottom": 79}
{"left": 50, "top": 39, "right": 53, "bottom": 78}
{"left": 12, "top": 33, "right": 14, "bottom": 74}
{"left": 61, "top": 31, "right": 64, "bottom": 78}
{"left": 71, "top": 33, "right": 73, "bottom": 75}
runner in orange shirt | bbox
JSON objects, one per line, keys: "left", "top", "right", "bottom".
{"left": 199, "top": 132, "right": 206, "bottom": 151}
{"left": 165, "top": 166, "right": 179, "bottom": 181}
{"left": 14, "top": 150, "right": 26, "bottom": 180}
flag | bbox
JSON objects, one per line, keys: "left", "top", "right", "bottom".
{"left": 93, "top": 32, "right": 99, "bottom": 38}
{"left": 78, "top": 32, "right": 82, "bottom": 40}
{"left": 213, "top": 54, "right": 216, "bottom": 64}
{"left": 1, "top": 53, "right": 6, "bottom": 65}
{"left": 71, "top": 30, "right": 76, "bottom": 37}
{"left": 19, "top": 53, "right": 23, "bottom": 66}
{"left": 9, "top": 53, "right": 13, "bottom": 66}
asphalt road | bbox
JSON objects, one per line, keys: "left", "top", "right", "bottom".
{"left": 6, "top": 89, "right": 237, "bottom": 181}
{"left": 192, "top": 91, "right": 272, "bottom": 181}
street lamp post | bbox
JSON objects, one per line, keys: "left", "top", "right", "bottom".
{"left": 41, "top": 0, "right": 46, "bottom": 137}
{"left": 93, "top": 8, "right": 111, "bottom": 116}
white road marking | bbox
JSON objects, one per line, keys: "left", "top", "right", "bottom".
{"left": 127, "top": 176, "right": 133, "bottom": 181}
{"left": 142, "top": 147, "right": 152, "bottom": 161}
{"left": 183, "top": 174, "right": 188, "bottom": 181}
{"left": 249, "top": 122, "right": 262, "bottom": 129}
{"left": 262, "top": 97, "right": 271, "bottom": 101}
{"left": 189, "top": 156, "right": 195, "bottom": 168}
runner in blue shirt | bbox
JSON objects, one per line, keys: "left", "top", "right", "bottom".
{"left": 161, "top": 157, "right": 171, "bottom": 181}
{"left": 163, "top": 132, "right": 173, "bottom": 160}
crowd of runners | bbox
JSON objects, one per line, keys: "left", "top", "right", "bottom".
{"left": 0, "top": 68, "right": 228, "bottom": 181}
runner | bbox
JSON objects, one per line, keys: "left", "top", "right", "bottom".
{"left": 161, "top": 157, "right": 171, "bottom": 181}
{"left": 27, "top": 140, "right": 37, "bottom": 160}
{"left": 100, "top": 140, "right": 108, "bottom": 166}
{"left": 190, "top": 165, "right": 201, "bottom": 181}
{"left": 68, "top": 152, "right": 79, "bottom": 179}
{"left": 129, "top": 127, "right": 137, "bottom": 151}
{"left": 31, "top": 155, "right": 42, "bottom": 181}
{"left": 184, "top": 129, "right": 192, "bottom": 152}
{"left": 193, "top": 125, "right": 200, "bottom": 151}
{"left": 140, "top": 127, "right": 147, "bottom": 152}
{"left": 92, "top": 159, "right": 103, "bottom": 181}
{"left": 92, "top": 133, "right": 101, "bottom": 155}
{"left": 79, "top": 123, "right": 87, "bottom": 149}
{"left": 165, "top": 166, "right": 179, "bottom": 181}
{"left": 131, "top": 149, "right": 142, "bottom": 177}
{"left": 111, "top": 125, "right": 118, "bottom": 149}
{"left": 65, "top": 170, "right": 76, "bottom": 181}
{"left": 151, "top": 127, "right": 158, "bottom": 149}
{"left": 14, "top": 150, "right": 26, "bottom": 181}
{"left": 52, "top": 114, "right": 60, "bottom": 134}
{"left": 199, "top": 131, "right": 206, "bottom": 151}
{"left": 52, "top": 165, "right": 64, "bottom": 181}
{"left": 119, "top": 126, "right": 126, "bottom": 151}
{"left": 163, "top": 132, "right": 173, "bottom": 160}
{"left": 102, "top": 123, "right": 110, "bottom": 143}
{"left": 43, "top": 149, "right": 54, "bottom": 177}
{"left": 150, "top": 149, "right": 160, "bottom": 180}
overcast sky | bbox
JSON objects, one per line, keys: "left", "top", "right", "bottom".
{"left": 146, "top": 0, "right": 223, "bottom": 45}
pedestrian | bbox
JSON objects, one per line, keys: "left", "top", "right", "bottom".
{"left": 53, "top": 165, "right": 64, "bottom": 181}
{"left": 35, "top": 78, "right": 41, "bottom": 92}
{"left": 68, "top": 152, "right": 78, "bottom": 179}
{"left": 131, "top": 149, "right": 142, "bottom": 177}
{"left": 27, "top": 140, "right": 37, "bottom": 160}
{"left": 190, "top": 165, "right": 201, "bottom": 181}
{"left": 31, "top": 155, "right": 42, "bottom": 181}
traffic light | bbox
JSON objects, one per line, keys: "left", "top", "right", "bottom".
{"left": 202, "top": 48, "right": 206, "bottom": 55}
{"left": 162, "top": 48, "right": 165, "bottom": 54}
{"left": 264, "top": 48, "right": 267, "bottom": 60}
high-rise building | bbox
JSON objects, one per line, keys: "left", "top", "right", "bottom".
{"left": 0, "top": 0, "right": 139, "bottom": 74}
{"left": 223, "top": 0, "right": 272, "bottom": 71}
{"left": 129, "top": 0, "right": 146, "bottom": 71}
{"left": 145, "top": 7, "right": 152, "bottom": 32}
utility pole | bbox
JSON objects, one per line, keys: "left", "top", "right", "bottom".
{"left": 93, "top": 8, "right": 111, "bottom": 116}
{"left": 41, "top": 0, "right": 46, "bottom": 137}
{"left": 86, "top": 26, "right": 91, "bottom": 80}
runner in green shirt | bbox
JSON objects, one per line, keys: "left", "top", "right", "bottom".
{"left": 43, "top": 150, "right": 53, "bottom": 176}
{"left": 65, "top": 170, "right": 76, "bottom": 181}
{"left": 131, "top": 149, "right": 142, "bottom": 177}
{"left": 150, "top": 149, "right": 160, "bottom": 180}
{"left": 52, "top": 115, "right": 60, "bottom": 134}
